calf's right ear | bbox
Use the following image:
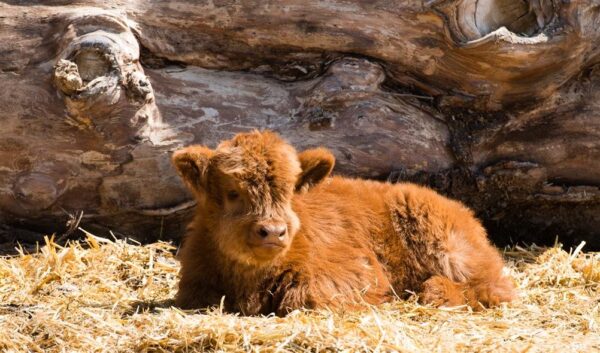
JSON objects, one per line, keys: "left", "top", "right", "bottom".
{"left": 172, "top": 146, "right": 214, "bottom": 193}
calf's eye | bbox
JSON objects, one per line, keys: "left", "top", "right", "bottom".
{"left": 227, "top": 190, "right": 240, "bottom": 201}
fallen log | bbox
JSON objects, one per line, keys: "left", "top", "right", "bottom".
{"left": 0, "top": 1, "right": 599, "bottom": 248}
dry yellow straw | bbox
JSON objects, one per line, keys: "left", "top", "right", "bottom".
{"left": 0, "top": 231, "right": 598, "bottom": 352}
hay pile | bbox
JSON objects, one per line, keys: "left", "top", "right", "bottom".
{"left": 0, "top": 231, "right": 598, "bottom": 353}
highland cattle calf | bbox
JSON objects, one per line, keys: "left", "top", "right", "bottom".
{"left": 172, "top": 130, "right": 515, "bottom": 316}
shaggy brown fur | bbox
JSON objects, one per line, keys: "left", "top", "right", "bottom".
{"left": 172, "top": 131, "right": 515, "bottom": 316}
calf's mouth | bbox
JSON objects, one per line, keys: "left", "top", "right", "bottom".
{"left": 247, "top": 233, "right": 288, "bottom": 260}
{"left": 247, "top": 237, "right": 287, "bottom": 249}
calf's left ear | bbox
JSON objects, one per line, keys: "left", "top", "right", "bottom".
{"left": 296, "top": 148, "right": 335, "bottom": 192}
{"left": 172, "top": 145, "right": 214, "bottom": 194}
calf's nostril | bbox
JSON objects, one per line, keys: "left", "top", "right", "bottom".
{"left": 258, "top": 227, "right": 269, "bottom": 238}
{"left": 256, "top": 224, "right": 288, "bottom": 239}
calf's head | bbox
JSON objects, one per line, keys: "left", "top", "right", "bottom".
{"left": 172, "top": 131, "right": 334, "bottom": 265}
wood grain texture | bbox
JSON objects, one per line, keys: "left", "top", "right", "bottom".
{"left": 0, "top": 0, "right": 599, "bottom": 248}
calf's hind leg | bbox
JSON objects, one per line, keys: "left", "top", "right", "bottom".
{"left": 419, "top": 227, "right": 516, "bottom": 309}
{"left": 419, "top": 274, "right": 515, "bottom": 309}
{"left": 389, "top": 184, "right": 516, "bottom": 309}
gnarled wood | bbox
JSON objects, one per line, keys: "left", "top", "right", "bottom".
{"left": 0, "top": 0, "right": 599, "bottom": 249}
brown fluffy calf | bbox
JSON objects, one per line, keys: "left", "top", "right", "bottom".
{"left": 172, "top": 131, "right": 515, "bottom": 316}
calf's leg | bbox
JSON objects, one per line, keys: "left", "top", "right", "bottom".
{"left": 420, "top": 274, "right": 515, "bottom": 309}
{"left": 388, "top": 184, "right": 516, "bottom": 309}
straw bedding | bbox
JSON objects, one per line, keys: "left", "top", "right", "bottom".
{"left": 0, "top": 231, "right": 598, "bottom": 353}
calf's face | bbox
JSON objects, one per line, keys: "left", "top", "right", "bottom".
{"left": 172, "top": 131, "right": 334, "bottom": 265}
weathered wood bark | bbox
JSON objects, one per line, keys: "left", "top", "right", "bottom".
{"left": 1, "top": 0, "right": 599, "bottom": 249}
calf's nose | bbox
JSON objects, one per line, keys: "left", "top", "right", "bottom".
{"left": 257, "top": 222, "right": 287, "bottom": 239}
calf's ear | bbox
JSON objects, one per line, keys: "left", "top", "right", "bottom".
{"left": 296, "top": 148, "right": 335, "bottom": 192}
{"left": 172, "top": 146, "right": 214, "bottom": 193}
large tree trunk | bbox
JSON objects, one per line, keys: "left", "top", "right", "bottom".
{"left": 1, "top": 0, "right": 599, "bottom": 248}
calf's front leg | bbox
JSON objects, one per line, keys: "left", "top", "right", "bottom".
{"left": 267, "top": 269, "right": 315, "bottom": 316}
{"left": 175, "top": 277, "right": 224, "bottom": 311}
